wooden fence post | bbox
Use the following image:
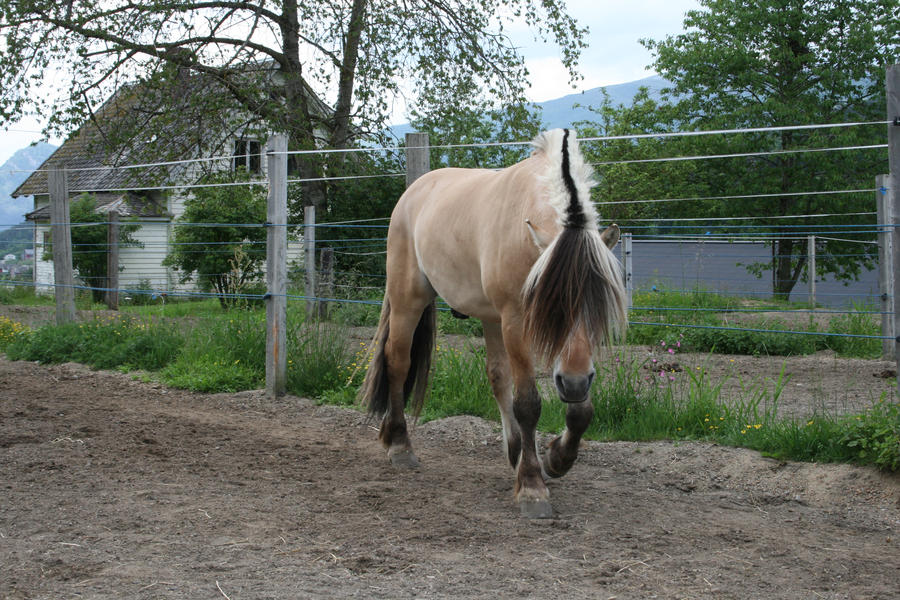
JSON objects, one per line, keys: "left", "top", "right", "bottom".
{"left": 49, "top": 167, "right": 76, "bottom": 324}
{"left": 876, "top": 174, "right": 894, "bottom": 359}
{"left": 106, "top": 209, "right": 119, "bottom": 310}
{"left": 405, "top": 132, "right": 430, "bottom": 187}
{"left": 266, "top": 134, "right": 288, "bottom": 399}
{"left": 304, "top": 205, "right": 317, "bottom": 317}
{"left": 622, "top": 232, "right": 633, "bottom": 310}
{"left": 807, "top": 235, "right": 816, "bottom": 309}
{"left": 318, "top": 247, "right": 334, "bottom": 320}
{"left": 887, "top": 64, "right": 900, "bottom": 378}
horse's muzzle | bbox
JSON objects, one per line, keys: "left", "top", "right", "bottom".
{"left": 554, "top": 372, "right": 595, "bottom": 404}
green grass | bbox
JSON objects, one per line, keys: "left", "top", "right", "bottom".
{"left": 5, "top": 315, "right": 184, "bottom": 371}
{"left": 419, "top": 343, "right": 497, "bottom": 422}
{"left": 437, "top": 309, "right": 484, "bottom": 336}
{"left": 633, "top": 286, "right": 742, "bottom": 312}
{"left": 823, "top": 304, "right": 883, "bottom": 358}
{"left": 122, "top": 297, "right": 232, "bottom": 319}
{"left": 0, "top": 286, "right": 896, "bottom": 473}
{"left": 159, "top": 311, "right": 265, "bottom": 391}
{"left": 628, "top": 287, "right": 882, "bottom": 358}
{"left": 330, "top": 300, "right": 381, "bottom": 327}
{"left": 286, "top": 319, "right": 354, "bottom": 397}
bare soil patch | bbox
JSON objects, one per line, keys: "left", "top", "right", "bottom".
{"left": 2, "top": 355, "right": 900, "bottom": 599}
{"left": 614, "top": 345, "right": 898, "bottom": 421}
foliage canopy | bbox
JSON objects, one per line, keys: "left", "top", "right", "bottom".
{"left": 41, "top": 194, "right": 143, "bottom": 302}
{"left": 0, "top": 0, "right": 587, "bottom": 209}
{"left": 585, "top": 0, "right": 898, "bottom": 300}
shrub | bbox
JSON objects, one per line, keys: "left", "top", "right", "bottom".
{"left": 839, "top": 400, "right": 900, "bottom": 472}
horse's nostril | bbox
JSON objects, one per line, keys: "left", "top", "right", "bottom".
{"left": 588, "top": 372, "right": 595, "bottom": 387}
{"left": 555, "top": 374, "right": 565, "bottom": 393}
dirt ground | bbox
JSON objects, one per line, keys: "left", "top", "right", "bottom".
{"left": 2, "top": 340, "right": 900, "bottom": 599}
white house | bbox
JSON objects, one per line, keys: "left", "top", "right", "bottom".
{"left": 13, "top": 83, "right": 308, "bottom": 297}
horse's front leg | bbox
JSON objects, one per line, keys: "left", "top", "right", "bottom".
{"left": 502, "top": 321, "right": 552, "bottom": 519}
{"left": 483, "top": 322, "right": 521, "bottom": 468}
{"left": 543, "top": 399, "right": 594, "bottom": 478}
{"left": 512, "top": 379, "right": 552, "bottom": 518}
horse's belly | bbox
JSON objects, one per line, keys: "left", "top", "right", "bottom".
{"left": 425, "top": 269, "right": 499, "bottom": 321}
{"left": 435, "top": 281, "right": 498, "bottom": 321}
{"left": 416, "top": 251, "right": 498, "bottom": 321}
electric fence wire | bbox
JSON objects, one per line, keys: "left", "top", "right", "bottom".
{"left": 2, "top": 118, "right": 892, "bottom": 340}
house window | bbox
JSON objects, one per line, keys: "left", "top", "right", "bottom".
{"left": 233, "top": 139, "right": 261, "bottom": 174}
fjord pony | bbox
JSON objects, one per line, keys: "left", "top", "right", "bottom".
{"left": 359, "top": 129, "right": 627, "bottom": 518}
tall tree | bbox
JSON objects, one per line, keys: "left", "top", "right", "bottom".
{"left": 0, "top": 0, "right": 586, "bottom": 210}
{"left": 577, "top": 87, "right": 710, "bottom": 230}
{"left": 636, "top": 0, "right": 898, "bottom": 300}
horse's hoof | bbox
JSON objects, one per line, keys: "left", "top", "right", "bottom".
{"left": 388, "top": 448, "right": 420, "bottom": 469}
{"left": 542, "top": 454, "right": 573, "bottom": 479}
{"left": 519, "top": 499, "right": 554, "bottom": 519}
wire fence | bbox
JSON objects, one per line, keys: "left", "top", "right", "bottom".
{"left": 1, "top": 117, "right": 896, "bottom": 360}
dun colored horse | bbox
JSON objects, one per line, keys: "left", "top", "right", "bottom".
{"left": 358, "top": 129, "right": 627, "bottom": 518}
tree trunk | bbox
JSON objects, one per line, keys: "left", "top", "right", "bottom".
{"left": 331, "top": 0, "right": 367, "bottom": 150}
{"left": 280, "top": 0, "right": 328, "bottom": 209}
{"left": 772, "top": 239, "right": 792, "bottom": 301}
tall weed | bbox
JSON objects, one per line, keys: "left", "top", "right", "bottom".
{"left": 160, "top": 311, "right": 266, "bottom": 391}
{"left": 286, "top": 317, "right": 353, "bottom": 397}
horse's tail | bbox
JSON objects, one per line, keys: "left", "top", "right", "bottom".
{"left": 358, "top": 296, "right": 436, "bottom": 419}
{"left": 523, "top": 128, "right": 628, "bottom": 361}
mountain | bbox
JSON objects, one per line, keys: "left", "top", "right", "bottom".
{"left": 535, "top": 75, "right": 668, "bottom": 129}
{"left": 389, "top": 75, "right": 669, "bottom": 138}
{"left": 0, "top": 222, "right": 32, "bottom": 257}
{"left": 0, "top": 142, "right": 57, "bottom": 231}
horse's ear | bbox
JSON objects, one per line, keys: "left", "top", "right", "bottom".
{"left": 600, "top": 223, "right": 620, "bottom": 249}
{"left": 525, "top": 219, "right": 554, "bottom": 251}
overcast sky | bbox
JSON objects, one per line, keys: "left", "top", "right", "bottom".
{"left": 0, "top": 0, "right": 700, "bottom": 165}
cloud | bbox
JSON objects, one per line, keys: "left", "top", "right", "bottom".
{"left": 518, "top": 0, "right": 699, "bottom": 101}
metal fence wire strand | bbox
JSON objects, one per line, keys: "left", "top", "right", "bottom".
{"left": 1, "top": 117, "right": 894, "bottom": 350}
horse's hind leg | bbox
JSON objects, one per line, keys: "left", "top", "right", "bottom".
{"left": 380, "top": 301, "right": 431, "bottom": 468}
{"left": 543, "top": 400, "right": 594, "bottom": 478}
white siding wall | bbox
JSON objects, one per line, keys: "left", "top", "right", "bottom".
{"left": 116, "top": 221, "right": 185, "bottom": 294}
{"left": 30, "top": 136, "right": 309, "bottom": 298}
{"left": 33, "top": 224, "right": 54, "bottom": 294}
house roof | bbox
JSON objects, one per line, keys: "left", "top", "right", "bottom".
{"left": 25, "top": 192, "right": 169, "bottom": 222}
{"left": 13, "top": 87, "right": 175, "bottom": 198}
{"left": 14, "top": 63, "right": 339, "bottom": 199}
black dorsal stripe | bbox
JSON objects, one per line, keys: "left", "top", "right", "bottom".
{"left": 560, "top": 129, "right": 586, "bottom": 228}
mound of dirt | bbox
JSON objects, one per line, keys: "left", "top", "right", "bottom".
{"left": 2, "top": 356, "right": 899, "bottom": 599}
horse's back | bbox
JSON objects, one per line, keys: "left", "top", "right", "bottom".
{"left": 391, "top": 159, "right": 555, "bottom": 320}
